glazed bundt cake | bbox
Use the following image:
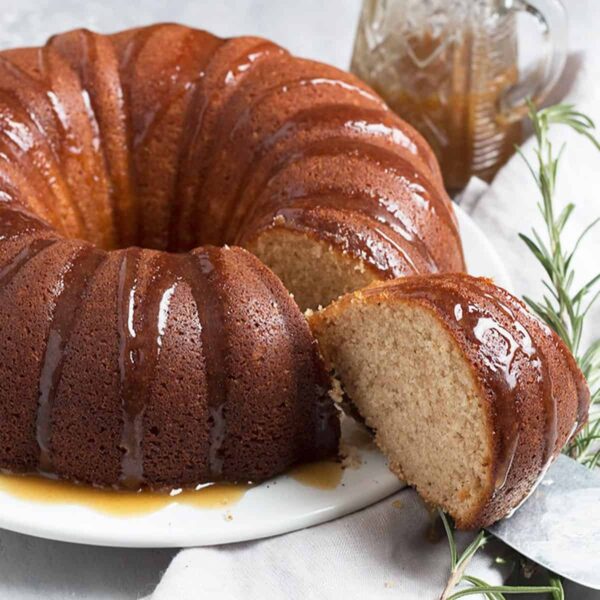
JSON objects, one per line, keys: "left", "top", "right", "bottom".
{"left": 309, "top": 274, "right": 590, "bottom": 527}
{"left": 0, "top": 24, "right": 464, "bottom": 489}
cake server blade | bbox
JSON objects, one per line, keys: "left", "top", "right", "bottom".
{"left": 487, "top": 454, "right": 600, "bottom": 590}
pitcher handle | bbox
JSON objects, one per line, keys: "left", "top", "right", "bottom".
{"left": 501, "top": 0, "right": 568, "bottom": 123}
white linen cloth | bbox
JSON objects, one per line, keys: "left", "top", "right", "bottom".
{"left": 151, "top": 490, "right": 503, "bottom": 600}
{"left": 0, "top": 1, "right": 599, "bottom": 599}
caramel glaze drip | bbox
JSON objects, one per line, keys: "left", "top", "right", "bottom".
{"left": 38, "top": 47, "right": 83, "bottom": 156}
{"left": 271, "top": 189, "right": 437, "bottom": 272}
{"left": 0, "top": 204, "right": 53, "bottom": 243}
{"left": 0, "top": 207, "right": 52, "bottom": 283}
{"left": 225, "top": 104, "right": 437, "bottom": 239}
{"left": 119, "top": 24, "right": 172, "bottom": 248}
{"left": 235, "top": 136, "right": 445, "bottom": 273}
{"left": 76, "top": 30, "right": 121, "bottom": 242}
{"left": 219, "top": 101, "right": 461, "bottom": 273}
{"left": 115, "top": 248, "right": 183, "bottom": 488}
{"left": 123, "top": 27, "right": 222, "bottom": 247}
{"left": 0, "top": 52, "right": 89, "bottom": 239}
{"left": 116, "top": 249, "right": 185, "bottom": 488}
{"left": 114, "top": 245, "right": 230, "bottom": 487}
{"left": 36, "top": 245, "right": 106, "bottom": 472}
{"left": 0, "top": 86, "right": 67, "bottom": 221}
{"left": 116, "top": 247, "right": 144, "bottom": 488}
{"left": 126, "top": 28, "right": 230, "bottom": 157}
{"left": 68, "top": 27, "right": 140, "bottom": 248}
{"left": 259, "top": 205, "right": 423, "bottom": 280}
{"left": 39, "top": 46, "right": 100, "bottom": 243}
{"left": 117, "top": 25, "right": 163, "bottom": 247}
{"left": 183, "top": 247, "right": 229, "bottom": 479}
{"left": 368, "top": 275, "right": 560, "bottom": 494}
{"left": 0, "top": 237, "right": 58, "bottom": 285}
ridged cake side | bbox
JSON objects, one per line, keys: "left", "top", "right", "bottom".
{"left": 0, "top": 203, "right": 338, "bottom": 487}
{"left": 0, "top": 25, "right": 463, "bottom": 298}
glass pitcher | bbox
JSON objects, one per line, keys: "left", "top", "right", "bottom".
{"left": 351, "top": 0, "right": 567, "bottom": 192}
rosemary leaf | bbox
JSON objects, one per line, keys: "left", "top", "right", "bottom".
{"left": 446, "top": 585, "right": 563, "bottom": 599}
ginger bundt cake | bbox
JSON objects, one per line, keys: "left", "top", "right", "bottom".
{"left": 0, "top": 24, "right": 464, "bottom": 489}
{"left": 308, "top": 274, "right": 590, "bottom": 527}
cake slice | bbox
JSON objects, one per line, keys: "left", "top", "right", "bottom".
{"left": 308, "top": 274, "right": 590, "bottom": 528}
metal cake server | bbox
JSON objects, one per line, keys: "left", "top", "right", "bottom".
{"left": 488, "top": 454, "right": 600, "bottom": 590}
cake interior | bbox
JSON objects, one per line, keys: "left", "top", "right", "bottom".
{"left": 311, "top": 297, "right": 493, "bottom": 522}
{"left": 248, "top": 228, "right": 381, "bottom": 311}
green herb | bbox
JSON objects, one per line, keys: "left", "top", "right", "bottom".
{"left": 517, "top": 101, "right": 600, "bottom": 467}
{"left": 440, "top": 102, "right": 600, "bottom": 598}
{"left": 438, "top": 510, "right": 564, "bottom": 600}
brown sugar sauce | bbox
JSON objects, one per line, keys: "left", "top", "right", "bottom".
{"left": 0, "top": 460, "right": 344, "bottom": 516}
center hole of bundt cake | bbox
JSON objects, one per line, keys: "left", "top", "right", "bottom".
{"left": 92, "top": 205, "right": 228, "bottom": 254}
{"left": 73, "top": 200, "right": 379, "bottom": 312}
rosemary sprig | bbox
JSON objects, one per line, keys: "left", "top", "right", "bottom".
{"left": 517, "top": 101, "right": 600, "bottom": 466}
{"left": 441, "top": 101, "right": 600, "bottom": 598}
{"left": 438, "top": 511, "right": 564, "bottom": 600}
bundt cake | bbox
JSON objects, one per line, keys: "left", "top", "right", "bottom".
{"left": 308, "top": 274, "right": 590, "bottom": 527}
{"left": 0, "top": 24, "right": 464, "bottom": 490}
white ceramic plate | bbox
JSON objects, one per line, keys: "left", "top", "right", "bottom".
{"left": 0, "top": 206, "right": 511, "bottom": 548}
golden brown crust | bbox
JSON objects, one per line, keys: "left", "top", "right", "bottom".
{"left": 309, "top": 274, "right": 589, "bottom": 528}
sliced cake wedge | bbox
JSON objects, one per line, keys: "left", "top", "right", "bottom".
{"left": 308, "top": 274, "right": 589, "bottom": 528}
